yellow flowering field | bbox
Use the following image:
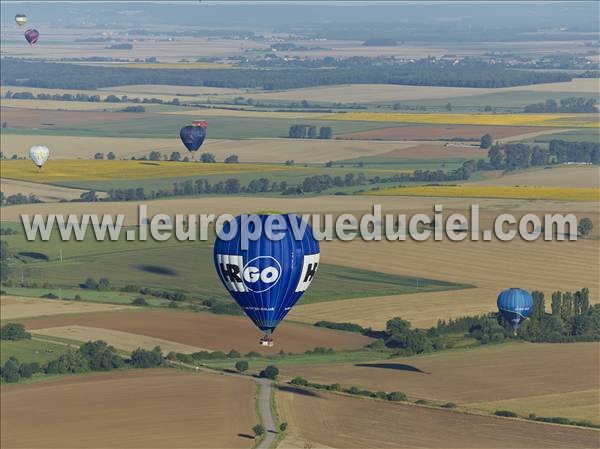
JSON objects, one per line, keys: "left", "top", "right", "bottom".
{"left": 320, "top": 112, "right": 599, "bottom": 128}
{"left": 0, "top": 160, "right": 286, "bottom": 182}
{"left": 367, "top": 185, "right": 598, "bottom": 201}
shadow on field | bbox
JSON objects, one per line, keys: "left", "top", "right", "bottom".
{"left": 354, "top": 363, "right": 430, "bottom": 374}
{"left": 237, "top": 433, "right": 254, "bottom": 439}
{"left": 17, "top": 251, "right": 49, "bottom": 261}
{"left": 136, "top": 265, "right": 178, "bottom": 276}
{"left": 277, "top": 385, "right": 321, "bottom": 397}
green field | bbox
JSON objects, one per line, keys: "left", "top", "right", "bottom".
{"left": 527, "top": 128, "right": 600, "bottom": 143}
{"left": 1, "top": 338, "right": 72, "bottom": 364}
{"left": 3, "top": 230, "right": 470, "bottom": 304}
{"left": 3, "top": 114, "right": 394, "bottom": 139}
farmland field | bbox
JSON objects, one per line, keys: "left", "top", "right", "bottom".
{"left": 0, "top": 160, "right": 285, "bottom": 182}
{"left": 277, "top": 342, "right": 600, "bottom": 423}
{"left": 1, "top": 295, "right": 133, "bottom": 321}
{"left": 277, "top": 387, "right": 599, "bottom": 449}
{"left": 368, "top": 185, "right": 599, "bottom": 201}
{"left": 1, "top": 338, "right": 72, "bottom": 364}
{"left": 1, "top": 369, "right": 257, "bottom": 449}
{"left": 470, "top": 166, "right": 600, "bottom": 188}
{"left": 18, "top": 309, "right": 374, "bottom": 354}
{"left": 0, "top": 178, "right": 98, "bottom": 202}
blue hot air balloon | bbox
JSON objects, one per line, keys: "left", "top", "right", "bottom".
{"left": 497, "top": 288, "right": 533, "bottom": 332}
{"left": 179, "top": 120, "right": 207, "bottom": 155}
{"left": 214, "top": 214, "right": 320, "bottom": 346}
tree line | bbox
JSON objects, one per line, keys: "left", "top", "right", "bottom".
{"left": 1, "top": 58, "right": 575, "bottom": 90}
{"left": 482, "top": 140, "right": 599, "bottom": 170}
{"left": 524, "top": 97, "right": 597, "bottom": 113}
{"left": 288, "top": 125, "right": 332, "bottom": 139}
{"left": 5, "top": 90, "right": 178, "bottom": 106}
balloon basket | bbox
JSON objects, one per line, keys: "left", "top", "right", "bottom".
{"left": 260, "top": 335, "right": 274, "bottom": 347}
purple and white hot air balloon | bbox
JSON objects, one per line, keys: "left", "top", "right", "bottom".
{"left": 25, "top": 29, "right": 39, "bottom": 45}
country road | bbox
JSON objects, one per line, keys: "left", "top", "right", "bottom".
{"left": 168, "top": 360, "right": 279, "bottom": 449}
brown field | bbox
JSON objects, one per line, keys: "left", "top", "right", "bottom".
{"left": 1, "top": 107, "right": 155, "bottom": 128}
{"left": 18, "top": 309, "right": 373, "bottom": 354}
{"left": 0, "top": 178, "right": 104, "bottom": 202}
{"left": 277, "top": 387, "right": 599, "bottom": 449}
{"left": 1, "top": 369, "right": 257, "bottom": 449}
{"left": 33, "top": 325, "right": 209, "bottom": 354}
{"left": 278, "top": 342, "right": 600, "bottom": 423}
{"left": 365, "top": 142, "right": 489, "bottom": 160}
{"left": 337, "top": 125, "right": 552, "bottom": 141}
{"left": 471, "top": 165, "right": 600, "bottom": 188}
{"left": 1, "top": 296, "right": 132, "bottom": 321}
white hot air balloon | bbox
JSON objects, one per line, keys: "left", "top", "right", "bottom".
{"left": 15, "top": 14, "right": 27, "bottom": 27}
{"left": 29, "top": 145, "right": 49, "bottom": 169}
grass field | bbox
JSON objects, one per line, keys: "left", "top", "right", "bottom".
{"left": 277, "top": 342, "right": 600, "bottom": 423}
{"left": 1, "top": 296, "right": 133, "bottom": 321}
{"left": 1, "top": 369, "right": 257, "bottom": 449}
{"left": 0, "top": 160, "right": 286, "bottom": 182}
{"left": 470, "top": 166, "right": 600, "bottom": 188}
{"left": 0, "top": 338, "right": 72, "bottom": 364}
{"left": 277, "top": 386, "right": 599, "bottom": 449}
{"left": 322, "top": 112, "right": 600, "bottom": 128}
{"left": 18, "top": 309, "right": 373, "bottom": 355}
{"left": 368, "top": 185, "right": 599, "bottom": 201}
{"left": 0, "top": 178, "right": 98, "bottom": 202}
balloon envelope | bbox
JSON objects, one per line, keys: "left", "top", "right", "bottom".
{"left": 497, "top": 288, "right": 533, "bottom": 331}
{"left": 214, "top": 214, "right": 320, "bottom": 334}
{"left": 15, "top": 15, "right": 27, "bottom": 26}
{"left": 180, "top": 121, "right": 207, "bottom": 152}
{"left": 25, "top": 29, "right": 39, "bottom": 45}
{"left": 29, "top": 145, "right": 49, "bottom": 168}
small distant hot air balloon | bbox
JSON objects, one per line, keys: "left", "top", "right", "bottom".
{"left": 214, "top": 214, "right": 320, "bottom": 346}
{"left": 15, "top": 14, "right": 27, "bottom": 27}
{"left": 179, "top": 120, "right": 207, "bottom": 159}
{"left": 29, "top": 145, "right": 49, "bottom": 170}
{"left": 497, "top": 288, "right": 533, "bottom": 333}
{"left": 25, "top": 29, "right": 39, "bottom": 45}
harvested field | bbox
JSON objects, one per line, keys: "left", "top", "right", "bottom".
{"left": 0, "top": 134, "right": 180, "bottom": 159}
{"left": 1, "top": 296, "right": 132, "bottom": 321}
{"left": 0, "top": 99, "right": 128, "bottom": 112}
{"left": 368, "top": 185, "right": 598, "bottom": 201}
{"left": 0, "top": 107, "right": 155, "bottom": 128}
{"left": 0, "top": 178, "right": 104, "bottom": 202}
{"left": 278, "top": 342, "right": 600, "bottom": 423}
{"left": 352, "top": 142, "right": 488, "bottom": 160}
{"left": 1, "top": 369, "right": 257, "bottom": 449}
{"left": 337, "top": 125, "right": 552, "bottom": 141}
{"left": 33, "top": 325, "right": 209, "bottom": 354}
{"left": 19, "top": 309, "right": 373, "bottom": 355}
{"left": 0, "top": 160, "right": 284, "bottom": 182}
{"left": 277, "top": 387, "right": 599, "bottom": 449}
{"left": 471, "top": 165, "right": 600, "bottom": 189}
{"left": 98, "top": 84, "right": 247, "bottom": 96}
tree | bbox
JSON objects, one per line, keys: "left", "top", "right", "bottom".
{"left": 279, "top": 422, "right": 288, "bottom": 432}
{"left": 252, "top": 424, "right": 265, "bottom": 438}
{"left": 480, "top": 134, "right": 493, "bottom": 149}
{"left": 94, "top": 152, "right": 104, "bottom": 160}
{"left": 319, "top": 127, "right": 332, "bottom": 139}
{"left": 551, "top": 291, "right": 562, "bottom": 317}
{"left": 578, "top": 218, "right": 593, "bottom": 236}
{"left": 235, "top": 360, "right": 249, "bottom": 373}
{"left": 386, "top": 391, "right": 407, "bottom": 401}
{"left": 170, "top": 151, "right": 181, "bottom": 162}
{"left": 200, "top": 153, "right": 216, "bottom": 163}
{"left": 386, "top": 317, "right": 411, "bottom": 335}
{"left": 445, "top": 102, "right": 452, "bottom": 111}
{"left": 107, "top": 152, "right": 116, "bottom": 160}
{"left": 224, "top": 154, "right": 239, "bottom": 164}
{"left": 0, "top": 323, "right": 31, "bottom": 341}
{"left": 131, "top": 297, "right": 148, "bottom": 306}
{"left": 259, "top": 365, "right": 279, "bottom": 380}
{"left": 0, "top": 240, "right": 10, "bottom": 261}
{"left": 130, "top": 346, "right": 163, "bottom": 368}
{"left": 149, "top": 151, "right": 162, "bottom": 161}
{"left": 98, "top": 277, "right": 110, "bottom": 291}
{"left": 2, "top": 359, "right": 20, "bottom": 383}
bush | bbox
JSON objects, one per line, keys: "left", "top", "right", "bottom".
{"left": 386, "top": 391, "right": 407, "bottom": 402}
{"left": 130, "top": 346, "right": 163, "bottom": 368}
{"left": 2, "top": 359, "right": 20, "bottom": 382}
{"left": 495, "top": 410, "right": 518, "bottom": 418}
{"left": 290, "top": 377, "right": 309, "bottom": 386}
{"left": 259, "top": 365, "right": 279, "bottom": 380}
{"left": 0, "top": 323, "right": 31, "bottom": 340}
{"left": 228, "top": 349, "right": 241, "bottom": 359}
{"left": 442, "top": 402, "right": 457, "bottom": 409}
{"left": 235, "top": 360, "right": 249, "bottom": 373}
{"left": 168, "top": 301, "right": 178, "bottom": 308}
{"left": 415, "top": 399, "right": 428, "bottom": 405}
{"left": 41, "top": 293, "right": 59, "bottom": 299}
{"left": 19, "top": 362, "right": 37, "bottom": 378}
{"left": 131, "top": 297, "right": 149, "bottom": 306}
{"left": 252, "top": 424, "right": 265, "bottom": 437}
{"left": 279, "top": 422, "right": 288, "bottom": 432}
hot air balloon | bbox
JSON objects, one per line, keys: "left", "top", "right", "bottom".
{"left": 29, "top": 145, "right": 49, "bottom": 169}
{"left": 214, "top": 214, "right": 320, "bottom": 346}
{"left": 179, "top": 120, "right": 207, "bottom": 159}
{"left": 25, "top": 29, "right": 39, "bottom": 45}
{"left": 15, "top": 14, "right": 27, "bottom": 27}
{"left": 497, "top": 288, "right": 533, "bottom": 333}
